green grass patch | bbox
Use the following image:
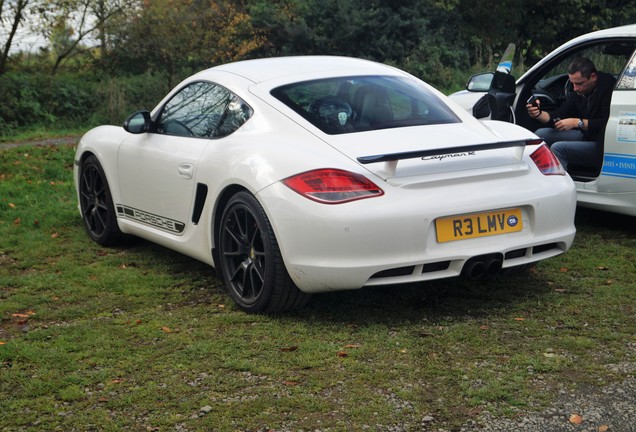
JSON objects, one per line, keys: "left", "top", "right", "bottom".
{"left": 1, "top": 143, "right": 636, "bottom": 430}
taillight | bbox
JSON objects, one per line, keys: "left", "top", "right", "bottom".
{"left": 530, "top": 144, "right": 565, "bottom": 176}
{"left": 282, "top": 168, "right": 384, "bottom": 204}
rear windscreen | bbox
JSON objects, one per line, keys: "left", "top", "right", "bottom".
{"left": 271, "top": 76, "right": 461, "bottom": 135}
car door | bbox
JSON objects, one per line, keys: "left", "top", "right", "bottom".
{"left": 116, "top": 81, "right": 237, "bottom": 235}
{"left": 596, "top": 48, "right": 636, "bottom": 193}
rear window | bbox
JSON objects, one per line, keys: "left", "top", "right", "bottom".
{"left": 271, "top": 76, "right": 460, "bottom": 134}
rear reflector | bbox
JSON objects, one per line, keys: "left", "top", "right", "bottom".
{"left": 283, "top": 168, "right": 384, "bottom": 204}
{"left": 530, "top": 144, "right": 565, "bottom": 175}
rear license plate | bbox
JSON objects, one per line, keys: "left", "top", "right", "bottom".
{"left": 435, "top": 208, "right": 522, "bottom": 243}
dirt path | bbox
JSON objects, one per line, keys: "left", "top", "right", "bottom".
{"left": 0, "top": 135, "right": 80, "bottom": 150}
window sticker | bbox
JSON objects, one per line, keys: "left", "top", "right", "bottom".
{"left": 617, "top": 111, "right": 636, "bottom": 143}
{"left": 616, "top": 55, "right": 636, "bottom": 90}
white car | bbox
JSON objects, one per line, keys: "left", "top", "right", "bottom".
{"left": 74, "top": 56, "right": 576, "bottom": 313}
{"left": 450, "top": 24, "right": 636, "bottom": 216}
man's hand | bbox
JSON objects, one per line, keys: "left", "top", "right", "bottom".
{"left": 526, "top": 102, "right": 541, "bottom": 119}
{"left": 553, "top": 118, "right": 579, "bottom": 131}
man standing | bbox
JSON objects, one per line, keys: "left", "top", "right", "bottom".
{"left": 526, "top": 57, "right": 616, "bottom": 173}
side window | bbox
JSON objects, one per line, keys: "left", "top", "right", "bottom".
{"left": 157, "top": 81, "right": 252, "bottom": 138}
{"left": 616, "top": 50, "right": 636, "bottom": 90}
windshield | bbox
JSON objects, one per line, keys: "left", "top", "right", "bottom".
{"left": 271, "top": 76, "right": 460, "bottom": 135}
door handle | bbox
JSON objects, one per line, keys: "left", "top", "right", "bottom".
{"left": 177, "top": 163, "right": 194, "bottom": 179}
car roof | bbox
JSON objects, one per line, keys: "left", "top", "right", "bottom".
{"left": 519, "top": 24, "right": 636, "bottom": 82}
{"left": 197, "top": 56, "right": 401, "bottom": 84}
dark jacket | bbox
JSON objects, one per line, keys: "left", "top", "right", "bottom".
{"left": 551, "top": 71, "right": 616, "bottom": 141}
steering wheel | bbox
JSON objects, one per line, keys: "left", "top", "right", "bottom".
{"left": 564, "top": 79, "right": 574, "bottom": 100}
{"left": 162, "top": 119, "right": 194, "bottom": 137}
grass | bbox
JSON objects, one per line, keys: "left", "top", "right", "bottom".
{"left": 1, "top": 143, "right": 636, "bottom": 431}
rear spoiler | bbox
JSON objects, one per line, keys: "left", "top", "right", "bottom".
{"left": 357, "top": 138, "right": 543, "bottom": 176}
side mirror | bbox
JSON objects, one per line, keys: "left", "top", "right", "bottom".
{"left": 472, "top": 94, "right": 491, "bottom": 119}
{"left": 466, "top": 72, "right": 494, "bottom": 92}
{"left": 123, "top": 111, "right": 151, "bottom": 134}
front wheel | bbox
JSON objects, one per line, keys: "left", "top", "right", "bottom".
{"left": 78, "top": 155, "right": 123, "bottom": 246}
{"left": 218, "top": 192, "right": 310, "bottom": 313}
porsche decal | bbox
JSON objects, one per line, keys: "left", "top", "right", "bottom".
{"left": 116, "top": 205, "right": 185, "bottom": 234}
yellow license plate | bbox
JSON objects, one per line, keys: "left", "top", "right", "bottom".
{"left": 435, "top": 208, "right": 522, "bottom": 243}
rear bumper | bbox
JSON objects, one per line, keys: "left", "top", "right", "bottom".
{"left": 259, "top": 174, "right": 577, "bottom": 293}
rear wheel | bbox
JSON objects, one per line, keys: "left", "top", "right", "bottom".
{"left": 78, "top": 155, "right": 123, "bottom": 246}
{"left": 218, "top": 192, "right": 310, "bottom": 313}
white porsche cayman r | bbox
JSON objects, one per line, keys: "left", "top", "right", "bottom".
{"left": 74, "top": 56, "right": 577, "bottom": 313}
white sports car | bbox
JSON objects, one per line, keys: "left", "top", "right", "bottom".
{"left": 74, "top": 56, "right": 577, "bottom": 313}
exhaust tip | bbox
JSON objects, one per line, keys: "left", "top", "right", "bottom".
{"left": 462, "top": 260, "right": 487, "bottom": 280}
{"left": 486, "top": 258, "right": 503, "bottom": 278}
{"left": 462, "top": 254, "right": 504, "bottom": 280}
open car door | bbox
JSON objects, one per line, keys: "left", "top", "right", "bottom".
{"left": 471, "top": 44, "right": 517, "bottom": 122}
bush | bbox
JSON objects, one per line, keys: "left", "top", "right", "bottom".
{"left": 0, "top": 72, "right": 171, "bottom": 137}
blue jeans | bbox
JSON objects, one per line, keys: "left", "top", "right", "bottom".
{"left": 534, "top": 128, "right": 601, "bottom": 173}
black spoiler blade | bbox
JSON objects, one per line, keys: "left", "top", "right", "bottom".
{"left": 357, "top": 139, "right": 543, "bottom": 164}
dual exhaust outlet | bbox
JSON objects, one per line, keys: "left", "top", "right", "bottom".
{"left": 461, "top": 253, "right": 504, "bottom": 280}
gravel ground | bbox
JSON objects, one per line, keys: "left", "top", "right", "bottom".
{"left": 458, "top": 375, "right": 636, "bottom": 432}
{"left": 3, "top": 136, "right": 634, "bottom": 432}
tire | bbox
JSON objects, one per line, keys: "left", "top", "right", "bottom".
{"left": 218, "top": 191, "right": 311, "bottom": 313}
{"left": 78, "top": 155, "right": 123, "bottom": 246}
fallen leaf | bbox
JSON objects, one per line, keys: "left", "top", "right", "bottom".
{"left": 111, "top": 379, "right": 124, "bottom": 384}
{"left": 514, "top": 317, "right": 525, "bottom": 321}
{"left": 280, "top": 346, "right": 298, "bottom": 352}
{"left": 119, "top": 264, "right": 127, "bottom": 269}
{"left": 399, "top": 349, "right": 408, "bottom": 353}
{"left": 8, "top": 203, "right": 16, "bottom": 208}
{"left": 479, "top": 325, "right": 490, "bottom": 330}
{"left": 337, "top": 351, "right": 348, "bottom": 358}
{"left": 161, "top": 326, "right": 173, "bottom": 333}
{"left": 560, "top": 267, "right": 569, "bottom": 273}
{"left": 14, "top": 217, "right": 21, "bottom": 225}
{"left": 598, "top": 425, "right": 609, "bottom": 432}
{"left": 569, "top": 413, "right": 583, "bottom": 425}
{"left": 51, "top": 232, "right": 59, "bottom": 239}
{"left": 282, "top": 380, "right": 298, "bottom": 386}
{"left": 597, "top": 266, "right": 609, "bottom": 271}
{"left": 0, "top": 341, "right": 6, "bottom": 345}
{"left": 343, "top": 344, "right": 360, "bottom": 349}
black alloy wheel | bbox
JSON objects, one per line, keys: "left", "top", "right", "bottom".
{"left": 218, "top": 192, "right": 310, "bottom": 313}
{"left": 79, "top": 155, "right": 122, "bottom": 246}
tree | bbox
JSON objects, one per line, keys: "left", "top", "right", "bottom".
{"left": 0, "top": 0, "right": 31, "bottom": 74}
{"left": 36, "top": 0, "right": 134, "bottom": 73}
